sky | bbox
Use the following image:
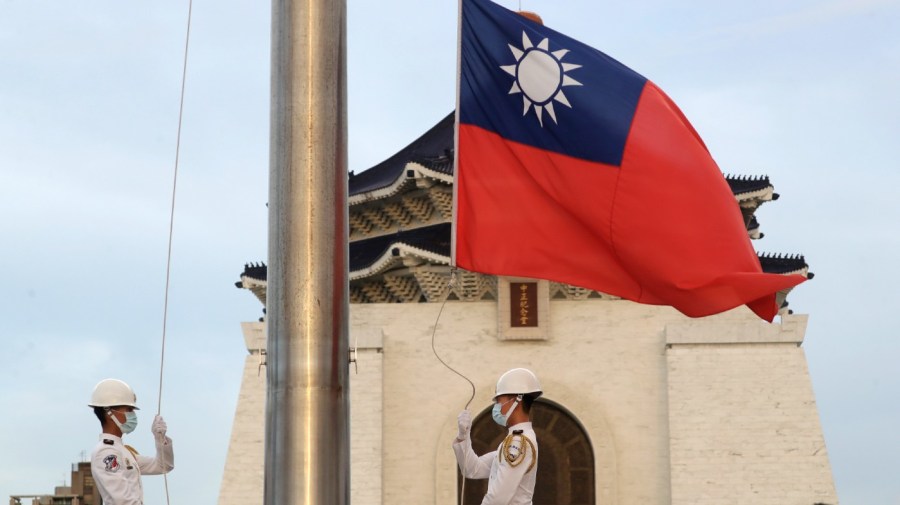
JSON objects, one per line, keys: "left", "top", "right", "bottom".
{"left": 1, "top": 0, "right": 898, "bottom": 503}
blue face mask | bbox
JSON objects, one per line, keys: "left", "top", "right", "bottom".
{"left": 111, "top": 410, "right": 138, "bottom": 434}
{"left": 492, "top": 397, "right": 519, "bottom": 427}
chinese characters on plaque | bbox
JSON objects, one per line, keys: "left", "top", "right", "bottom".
{"left": 510, "top": 282, "right": 538, "bottom": 327}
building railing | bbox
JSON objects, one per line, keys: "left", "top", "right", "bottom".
{"left": 9, "top": 495, "right": 82, "bottom": 505}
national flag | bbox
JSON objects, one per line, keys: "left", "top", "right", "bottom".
{"left": 451, "top": 0, "right": 805, "bottom": 321}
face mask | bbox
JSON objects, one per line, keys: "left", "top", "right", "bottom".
{"left": 492, "top": 397, "right": 519, "bottom": 427}
{"left": 110, "top": 410, "right": 138, "bottom": 434}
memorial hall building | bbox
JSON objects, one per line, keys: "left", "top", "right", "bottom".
{"left": 219, "top": 112, "right": 838, "bottom": 505}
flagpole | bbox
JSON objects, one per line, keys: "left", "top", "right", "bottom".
{"left": 450, "top": 0, "right": 463, "bottom": 268}
{"left": 266, "top": 0, "right": 349, "bottom": 504}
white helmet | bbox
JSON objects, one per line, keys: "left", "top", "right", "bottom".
{"left": 493, "top": 368, "right": 542, "bottom": 400}
{"left": 88, "top": 379, "right": 139, "bottom": 409}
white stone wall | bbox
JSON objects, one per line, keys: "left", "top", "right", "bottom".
{"left": 219, "top": 300, "right": 837, "bottom": 505}
{"left": 666, "top": 314, "right": 838, "bottom": 505}
{"left": 218, "top": 322, "right": 266, "bottom": 505}
{"left": 349, "top": 327, "right": 384, "bottom": 505}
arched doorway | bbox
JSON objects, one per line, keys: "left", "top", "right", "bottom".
{"left": 458, "top": 398, "right": 595, "bottom": 505}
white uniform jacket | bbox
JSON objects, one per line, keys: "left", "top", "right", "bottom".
{"left": 453, "top": 421, "right": 538, "bottom": 505}
{"left": 90, "top": 433, "right": 174, "bottom": 505}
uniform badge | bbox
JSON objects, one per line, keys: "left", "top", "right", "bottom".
{"left": 499, "top": 433, "right": 537, "bottom": 474}
{"left": 103, "top": 454, "right": 120, "bottom": 473}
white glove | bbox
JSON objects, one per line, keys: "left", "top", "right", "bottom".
{"left": 152, "top": 415, "right": 168, "bottom": 440}
{"left": 457, "top": 410, "right": 472, "bottom": 441}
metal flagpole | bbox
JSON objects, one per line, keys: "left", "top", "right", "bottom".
{"left": 265, "top": 0, "right": 349, "bottom": 503}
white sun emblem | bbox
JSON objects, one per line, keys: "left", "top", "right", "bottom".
{"left": 501, "top": 31, "right": 582, "bottom": 127}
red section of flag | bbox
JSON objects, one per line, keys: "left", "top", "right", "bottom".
{"left": 454, "top": 81, "right": 805, "bottom": 321}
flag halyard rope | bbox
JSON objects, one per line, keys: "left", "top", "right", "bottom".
{"left": 429, "top": 267, "right": 477, "bottom": 504}
{"left": 157, "top": 0, "right": 194, "bottom": 503}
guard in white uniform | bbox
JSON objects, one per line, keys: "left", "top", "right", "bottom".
{"left": 88, "top": 378, "right": 174, "bottom": 505}
{"left": 453, "top": 368, "right": 542, "bottom": 505}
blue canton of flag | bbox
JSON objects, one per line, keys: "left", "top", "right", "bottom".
{"left": 460, "top": 0, "right": 648, "bottom": 166}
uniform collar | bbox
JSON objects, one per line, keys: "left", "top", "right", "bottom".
{"left": 99, "top": 433, "right": 122, "bottom": 444}
{"left": 507, "top": 421, "right": 532, "bottom": 433}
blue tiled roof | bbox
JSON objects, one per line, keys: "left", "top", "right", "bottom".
{"left": 725, "top": 174, "right": 776, "bottom": 197}
{"left": 758, "top": 253, "right": 812, "bottom": 277}
{"left": 349, "top": 223, "right": 451, "bottom": 272}
{"left": 349, "top": 113, "right": 455, "bottom": 196}
{"left": 237, "top": 224, "right": 452, "bottom": 283}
